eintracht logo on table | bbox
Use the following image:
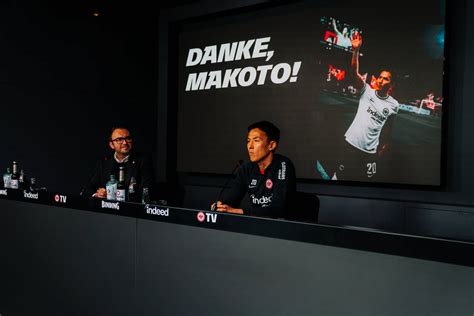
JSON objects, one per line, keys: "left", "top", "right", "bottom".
{"left": 197, "top": 211, "right": 217, "bottom": 223}
{"left": 54, "top": 194, "right": 67, "bottom": 203}
{"left": 197, "top": 211, "right": 206, "bottom": 222}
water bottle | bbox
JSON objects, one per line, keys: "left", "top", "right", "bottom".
{"left": 106, "top": 175, "right": 118, "bottom": 201}
{"left": 3, "top": 168, "right": 11, "bottom": 189}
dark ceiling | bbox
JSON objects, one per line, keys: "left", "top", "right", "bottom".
{"left": 12, "top": 0, "right": 200, "bottom": 19}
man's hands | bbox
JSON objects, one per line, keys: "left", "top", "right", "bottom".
{"left": 94, "top": 188, "right": 106, "bottom": 198}
{"left": 351, "top": 31, "right": 362, "bottom": 50}
{"left": 211, "top": 201, "right": 244, "bottom": 214}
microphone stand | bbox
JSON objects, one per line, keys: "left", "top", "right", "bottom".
{"left": 211, "top": 159, "right": 243, "bottom": 211}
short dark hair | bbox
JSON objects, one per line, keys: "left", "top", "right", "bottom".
{"left": 247, "top": 121, "right": 280, "bottom": 143}
{"left": 109, "top": 126, "right": 130, "bottom": 140}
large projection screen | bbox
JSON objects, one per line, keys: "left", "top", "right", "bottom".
{"left": 176, "top": 0, "right": 446, "bottom": 186}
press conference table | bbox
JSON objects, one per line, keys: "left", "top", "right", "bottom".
{"left": 0, "top": 189, "right": 472, "bottom": 316}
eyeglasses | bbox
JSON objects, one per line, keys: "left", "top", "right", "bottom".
{"left": 111, "top": 136, "right": 133, "bottom": 144}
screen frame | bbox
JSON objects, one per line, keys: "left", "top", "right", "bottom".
{"left": 164, "top": 0, "right": 451, "bottom": 191}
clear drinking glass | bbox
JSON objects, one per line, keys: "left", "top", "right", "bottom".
{"left": 141, "top": 187, "right": 150, "bottom": 204}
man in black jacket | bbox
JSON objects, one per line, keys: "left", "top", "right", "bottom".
{"left": 214, "top": 121, "right": 296, "bottom": 218}
{"left": 82, "top": 127, "right": 154, "bottom": 201}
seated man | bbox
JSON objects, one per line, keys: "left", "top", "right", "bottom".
{"left": 214, "top": 121, "right": 296, "bottom": 218}
{"left": 82, "top": 126, "right": 154, "bottom": 201}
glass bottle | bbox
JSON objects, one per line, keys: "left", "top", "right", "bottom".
{"left": 116, "top": 166, "right": 126, "bottom": 202}
{"left": 10, "top": 161, "right": 19, "bottom": 189}
{"left": 106, "top": 175, "right": 117, "bottom": 201}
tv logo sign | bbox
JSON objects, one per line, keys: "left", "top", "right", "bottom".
{"left": 54, "top": 194, "right": 67, "bottom": 204}
{"left": 197, "top": 211, "right": 217, "bottom": 223}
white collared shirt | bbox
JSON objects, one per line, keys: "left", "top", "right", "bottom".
{"left": 114, "top": 152, "right": 130, "bottom": 163}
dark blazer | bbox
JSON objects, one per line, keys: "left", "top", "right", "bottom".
{"left": 82, "top": 152, "right": 154, "bottom": 199}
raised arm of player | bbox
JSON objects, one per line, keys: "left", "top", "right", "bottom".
{"left": 351, "top": 32, "right": 365, "bottom": 90}
{"left": 332, "top": 18, "right": 341, "bottom": 35}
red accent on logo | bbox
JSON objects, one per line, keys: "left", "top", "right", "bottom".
{"left": 197, "top": 211, "right": 205, "bottom": 222}
{"left": 54, "top": 194, "right": 60, "bottom": 202}
{"left": 266, "top": 179, "right": 273, "bottom": 189}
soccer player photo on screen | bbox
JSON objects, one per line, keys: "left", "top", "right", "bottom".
{"left": 315, "top": 11, "right": 443, "bottom": 184}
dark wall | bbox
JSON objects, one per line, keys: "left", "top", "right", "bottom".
{"left": 0, "top": 1, "right": 158, "bottom": 194}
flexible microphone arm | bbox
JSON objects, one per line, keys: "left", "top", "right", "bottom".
{"left": 80, "top": 163, "right": 100, "bottom": 197}
{"left": 211, "top": 159, "right": 243, "bottom": 210}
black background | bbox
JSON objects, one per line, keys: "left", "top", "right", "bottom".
{"left": 0, "top": 0, "right": 161, "bottom": 194}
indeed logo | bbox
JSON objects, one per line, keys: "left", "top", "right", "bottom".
{"left": 23, "top": 191, "right": 39, "bottom": 200}
{"left": 0, "top": 189, "right": 7, "bottom": 196}
{"left": 367, "top": 107, "right": 387, "bottom": 123}
{"left": 54, "top": 194, "right": 67, "bottom": 204}
{"left": 145, "top": 205, "right": 169, "bottom": 217}
{"left": 101, "top": 200, "right": 120, "bottom": 210}
{"left": 250, "top": 194, "right": 272, "bottom": 205}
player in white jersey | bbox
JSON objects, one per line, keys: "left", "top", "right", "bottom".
{"left": 346, "top": 31, "right": 399, "bottom": 153}
{"left": 338, "top": 32, "right": 399, "bottom": 180}
{"left": 344, "top": 81, "right": 399, "bottom": 153}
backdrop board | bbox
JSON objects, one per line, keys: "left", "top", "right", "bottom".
{"left": 176, "top": 0, "right": 446, "bottom": 187}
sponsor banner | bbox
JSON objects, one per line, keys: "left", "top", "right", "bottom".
{"left": 197, "top": 211, "right": 217, "bottom": 223}
{"left": 54, "top": 194, "right": 67, "bottom": 204}
{"left": 23, "top": 191, "right": 39, "bottom": 200}
{"left": 145, "top": 205, "right": 170, "bottom": 217}
{"left": 101, "top": 200, "right": 120, "bottom": 210}
{"left": 399, "top": 104, "right": 431, "bottom": 116}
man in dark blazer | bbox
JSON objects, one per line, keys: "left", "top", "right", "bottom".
{"left": 82, "top": 126, "right": 154, "bottom": 201}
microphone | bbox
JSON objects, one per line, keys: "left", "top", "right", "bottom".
{"left": 80, "top": 158, "right": 105, "bottom": 197}
{"left": 80, "top": 171, "right": 95, "bottom": 197}
{"left": 211, "top": 159, "right": 243, "bottom": 211}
